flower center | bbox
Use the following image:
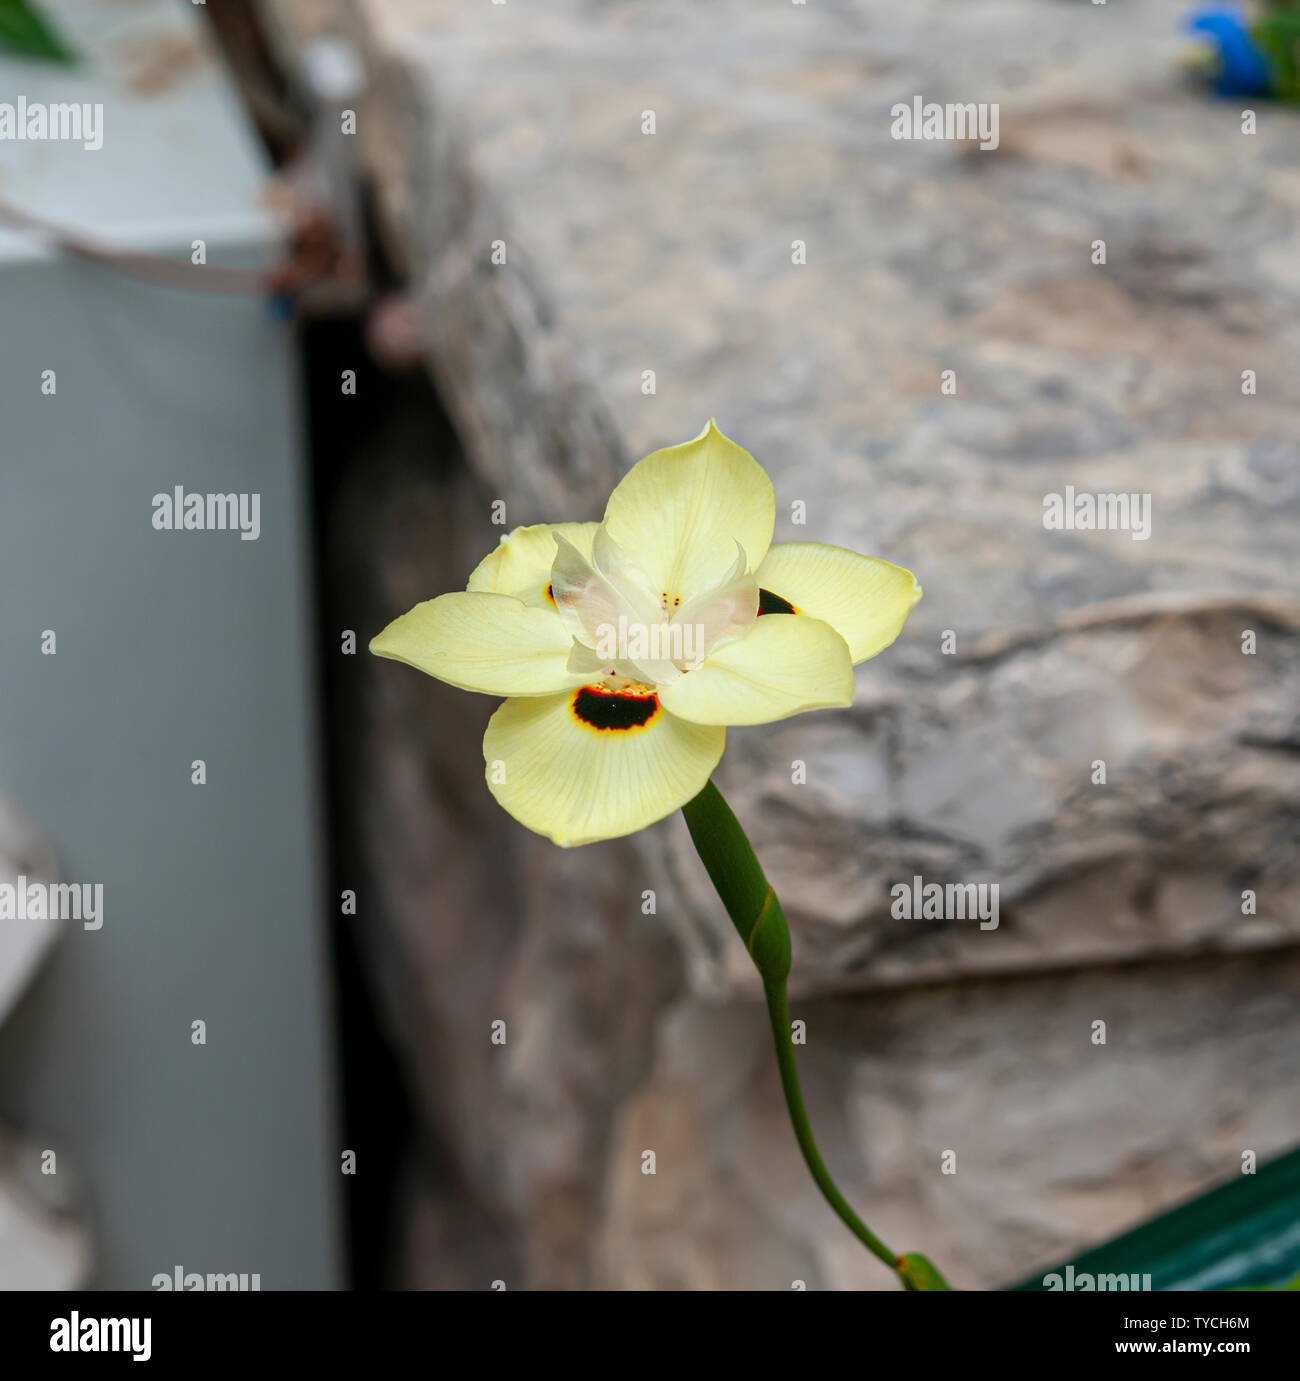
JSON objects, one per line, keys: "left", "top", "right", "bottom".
{"left": 550, "top": 527, "right": 759, "bottom": 689}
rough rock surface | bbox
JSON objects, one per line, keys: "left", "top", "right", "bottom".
{"left": 269, "top": 0, "right": 1300, "bottom": 1287}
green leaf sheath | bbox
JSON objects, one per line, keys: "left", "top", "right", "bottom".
{"left": 682, "top": 779, "right": 950, "bottom": 1287}
{"left": 898, "top": 1253, "right": 952, "bottom": 1291}
{"left": 680, "top": 779, "right": 790, "bottom": 981}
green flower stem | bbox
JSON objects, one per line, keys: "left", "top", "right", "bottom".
{"left": 681, "top": 779, "right": 948, "bottom": 1290}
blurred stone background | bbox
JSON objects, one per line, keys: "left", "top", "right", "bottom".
{"left": 263, "top": 0, "right": 1300, "bottom": 1287}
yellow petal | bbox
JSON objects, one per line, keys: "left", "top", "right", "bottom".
{"left": 601, "top": 420, "right": 775, "bottom": 604}
{"left": 483, "top": 689, "right": 725, "bottom": 846}
{"left": 754, "top": 542, "right": 922, "bottom": 664}
{"left": 466, "top": 522, "right": 600, "bottom": 608}
{"left": 658, "top": 613, "right": 853, "bottom": 726}
{"left": 370, "top": 591, "right": 583, "bottom": 696}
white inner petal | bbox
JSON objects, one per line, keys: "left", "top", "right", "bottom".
{"left": 550, "top": 526, "right": 759, "bottom": 689}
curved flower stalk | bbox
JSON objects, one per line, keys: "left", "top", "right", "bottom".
{"left": 371, "top": 421, "right": 946, "bottom": 1287}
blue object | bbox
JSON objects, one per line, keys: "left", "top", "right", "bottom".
{"left": 1185, "top": 5, "right": 1273, "bottom": 96}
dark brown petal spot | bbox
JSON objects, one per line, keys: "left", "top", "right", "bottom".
{"left": 571, "top": 686, "right": 661, "bottom": 732}
{"left": 757, "top": 588, "right": 798, "bottom": 616}
{"left": 545, "top": 582, "right": 556, "bottom": 607}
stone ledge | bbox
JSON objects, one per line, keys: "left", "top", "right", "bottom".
{"left": 270, "top": 0, "right": 1300, "bottom": 998}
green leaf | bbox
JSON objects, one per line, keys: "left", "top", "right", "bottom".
{"left": 1253, "top": 13, "right": 1300, "bottom": 100}
{"left": 1231, "top": 1270, "right": 1300, "bottom": 1291}
{"left": 1013, "top": 1146, "right": 1300, "bottom": 1290}
{"left": 0, "top": 0, "right": 76, "bottom": 64}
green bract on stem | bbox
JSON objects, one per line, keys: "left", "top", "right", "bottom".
{"left": 681, "top": 779, "right": 950, "bottom": 1291}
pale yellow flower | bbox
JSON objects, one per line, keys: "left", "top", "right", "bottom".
{"left": 371, "top": 421, "right": 921, "bottom": 846}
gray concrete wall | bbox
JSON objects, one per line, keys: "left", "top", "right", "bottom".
{"left": 0, "top": 0, "right": 341, "bottom": 1290}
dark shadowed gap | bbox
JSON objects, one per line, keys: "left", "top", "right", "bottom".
{"left": 300, "top": 298, "right": 469, "bottom": 1287}
{"left": 302, "top": 312, "right": 416, "bottom": 1289}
